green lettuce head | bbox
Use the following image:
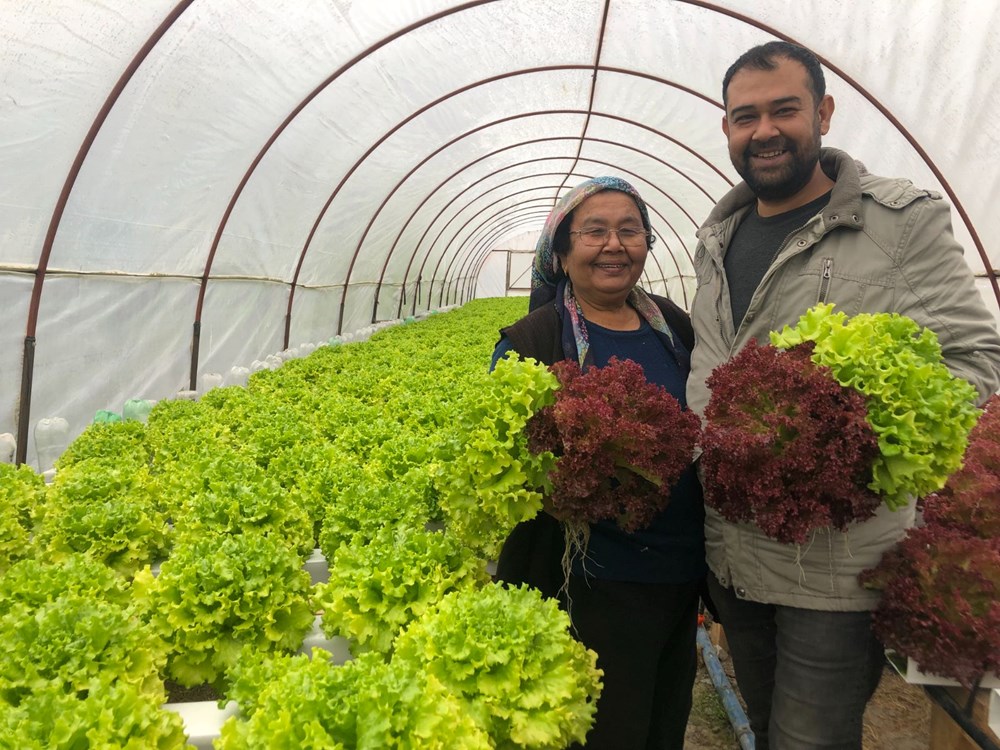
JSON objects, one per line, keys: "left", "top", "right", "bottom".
{"left": 771, "top": 304, "right": 981, "bottom": 509}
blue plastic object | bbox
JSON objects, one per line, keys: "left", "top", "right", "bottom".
{"left": 697, "top": 624, "right": 755, "bottom": 750}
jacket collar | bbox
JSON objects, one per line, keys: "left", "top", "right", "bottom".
{"left": 700, "top": 148, "right": 866, "bottom": 234}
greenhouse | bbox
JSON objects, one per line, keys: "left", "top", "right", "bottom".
{"left": 2, "top": 1, "right": 999, "bottom": 749}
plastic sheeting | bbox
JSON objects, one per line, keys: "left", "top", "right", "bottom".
{"left": 2, "top": 0, "right": 999, "bottom": 467}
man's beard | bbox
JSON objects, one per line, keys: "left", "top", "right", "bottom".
{"left": 734, "top": 131, "right": 822, "bottom": 201}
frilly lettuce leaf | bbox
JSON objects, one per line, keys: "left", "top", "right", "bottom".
{"left": 772, "top": 304, "right": 980, "bottom": 508}
{"left": 137, "top": 532, "right": 315, "bottom": 690}
{"left": 315, "top": 525, "right": 487, "bottom": 655}
{"left": 392, "top": 583, "right": 602, "bottom": 749}
{"left": 433, "top": 354, "right": 558, "bottom": 558}
{"left": 0, "top": 676, "right": 191, "bottom": 749}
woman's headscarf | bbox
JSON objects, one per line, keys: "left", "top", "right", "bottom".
{"left": 530, "top": 176, "right": 652, "bottom": 300}
{"left": 528, "top": 176, "right": 678, "bottom": 368}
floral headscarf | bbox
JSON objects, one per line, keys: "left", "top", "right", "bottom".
{"left": 530, "top": 176, "right": 677, "bottom": 368}
{"left": 531, "top": 176, "right": 652, "bottom": 295}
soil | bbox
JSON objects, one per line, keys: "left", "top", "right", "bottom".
{"left": 684, "top": 636, "right": 932, "bottom": 749}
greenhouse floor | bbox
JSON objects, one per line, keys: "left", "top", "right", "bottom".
{"left": 684, "top": 644, "right": 932, "bottom": 749}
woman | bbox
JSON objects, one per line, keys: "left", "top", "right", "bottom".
{"left": 491, "top": 177, "right": 706, "bottom": 750}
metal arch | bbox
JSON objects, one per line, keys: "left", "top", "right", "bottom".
{"left": 14, "top": 0, "right": 197, "bottom": 466}
{"left": 444, "top": 190, "right": 674, "bottom": 308}
{"left": 439, "top": 167, "right": 687, "bottom": 307}
{"left": 466, "top": 215, "right": 548, "bottom": 300}
{"left": 551, "top": 0, "right": 613, "bottom": 199}
{"left": 447, "top": 167, "right": 693, "bottom": 309}
{"left": 423, "top": 182, "right": 671, "bottom": 308}
{"left": 452, "top": 209, "right": 669, "bottom": 307}
{"left": 378, "top": 140, "right": 578, "bottom": 320}
{"left": 678, "top": 0, "right": 1000, "bottom": 307}
{"left": 408, "top": 209, "right": 553, "bottom": 316}
{"left": 191, "top": 0, "right": 503, "bottom": 385}
{"left": 371, "top": 130, "right": 722, "bottom": 324}
{"left": 396, "top": 109, "right": 732, "bottom": 320}
{"left": 445, "top": 160, "right": 694, "bottom": 308}
{"left": 422, "top": 187, "right": 582, "bottom": 306}
{"left": 374, "top": 123, "right": 728, "bottom": 323}
{"left": 449, "top": 211, "right": 563, "bottom": 300}
{"left": 444, "top": 156, "right": 700, "bottom": 289}
{"left": 425, "top": 168, "right": 685, "bottom": 309}
{"left": 420, "top": 162, "right": 689, "bottom": 305}
{"left": 463, "top": 227, "right": 543, "bottom": 303}
{"left": 459, "top": 211, "right": 548, "bottom": 304}
{"left": 317, "top": 65, "right": 734, "bottom": 338}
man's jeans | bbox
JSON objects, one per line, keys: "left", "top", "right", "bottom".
{"left": 707, "top": 573, "right": 884, "bottom": 750}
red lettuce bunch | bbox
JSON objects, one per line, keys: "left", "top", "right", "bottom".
{"left": 921, "top": 394, "right": 999, "bottom": 539}
{"left": 700, "top": 340, "right": 881, "bottom": 544}
{"left": 859, "top": 525, "right": 1000, "bottom": 689}
{"left": 526, "top": 357, "right": 699, "bottom": 532}
{"left": 861, "top": 394, "right": 1000, "bottom": 688}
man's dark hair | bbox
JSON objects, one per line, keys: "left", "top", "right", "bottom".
{"left": 722, "top": 41, "right": 826, "bottom": 107}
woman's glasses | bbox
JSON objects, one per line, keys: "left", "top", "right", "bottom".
{"left": 568, "top": 227, "right": 649, "bottom": 247}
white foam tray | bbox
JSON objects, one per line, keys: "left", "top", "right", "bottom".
{"left": 904, "top": 658, "right": 1000, "bottom": 689}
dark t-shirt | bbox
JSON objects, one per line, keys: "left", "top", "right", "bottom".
{"left": 725, "top": 192, "right": 832, "bottom": 329}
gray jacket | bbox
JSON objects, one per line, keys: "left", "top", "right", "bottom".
{"left": 687, "top": 147, "right": 1000, "bottom": 610}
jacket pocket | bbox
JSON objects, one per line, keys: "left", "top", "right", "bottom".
{"left": 693, "top": 244, "right": 714, "bottom": 289}
{"left": 795, "top": 256, "right": 892, "bottom": 317}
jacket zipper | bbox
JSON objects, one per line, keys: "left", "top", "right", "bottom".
{"left": 817, "top": 258, "right": 833, "bottom": 303}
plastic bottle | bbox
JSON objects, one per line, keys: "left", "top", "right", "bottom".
{"left": 225, "top": 366, "right": 251, "bottom": 387}
{"left": 0, "top": 433, "right": 15, "bottom": 464}
{"left": 123, "top": 399, "right": 155, "bottom": 422}
{"left": 34, "top": 417, "right": 69, "bottom": 473}
{"left": 199, "top": 372, "right": 223, "bottom": 396}
{"left": 94, "top": 410, "right": 122, "bottom": 423}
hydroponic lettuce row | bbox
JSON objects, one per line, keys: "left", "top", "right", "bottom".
{"left": 0, "top": 676, "right": 191, "bottom": 750}
{"left": 54, "top": 419, "right": 150, "bottom": 472}
{"left": 700, "top": 341, "right": 880, "bottom": 545}
{"left": 217, "top": 650, "right": 491, "bottom": 750}
{"left": 318, "top": 463, "right": 437, "bottom": 565}
{"left": 0, "top": 556, "right": 166, "bottom": 703}
{"left": 528, "top": 356, "right": 701, "bottom": 532}
{"left": 0, "top": 463, "right": 44, "bottom": 574}
{"left": 164, "top": 448, "right": 315, "bottom": 558}
{"left": 134, "top": 531, "right": 316, "bottom": 690}
{"left": 33, "top": 457, "right": 171, "bottom": 578}
{"left": 0, "top": 554, "right": 132, "bottom": 616}
{"left": 0, "top": 298, "right": 608, "bottom": 745}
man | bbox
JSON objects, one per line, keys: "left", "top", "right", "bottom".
{"left": 687, "top": 41, "right": 1000, "bottom": 749}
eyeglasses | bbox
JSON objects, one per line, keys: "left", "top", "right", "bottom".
{"left": 568, "top": 227, "right": 649, "bottom": 247}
